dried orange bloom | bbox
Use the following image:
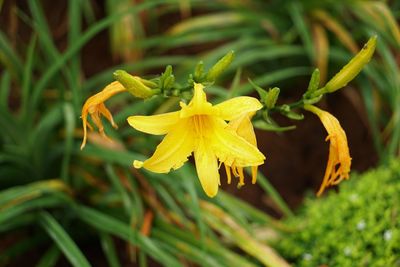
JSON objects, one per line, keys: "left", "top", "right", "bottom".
{"left": 224, "top": 112, "right": 260, "bottom": 187}
{"left": 128, "top": 83, "right": 265, "bottom": 197}
{"left": 304, "top": 105, "right": 352, "bottom": 196}
{"left": 80, "top": 81, "right": 126, "bottom": 149}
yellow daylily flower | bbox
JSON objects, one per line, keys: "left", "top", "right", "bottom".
{"left": 224, "top": 112, "right": 260, "bottom": 186}
{"left": 80, "top": 81, "right": 126, "bottom": 150}
{"left": 128, "top": 83, "right": 265, "bottom": 197}
{"left": 304, "top": 105, "right": 352, "bottom": 196}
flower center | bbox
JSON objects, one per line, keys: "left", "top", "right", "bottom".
{"left": 192, "top": 115, "right": 210, "bottom": 137}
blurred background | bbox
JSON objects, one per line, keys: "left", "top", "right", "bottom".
{"left": 0, "top": 0, "right": 399, "bottom": 266}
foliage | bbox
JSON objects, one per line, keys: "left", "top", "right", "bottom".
{"left": 0, "top": 1, "right": 291, "bottom": 266}
{"left": 275, "top": 159, "right": 400, "bottom": 266}
{"left": 165, "top": 0, "right": 400, "bottom": 161}
{"left": 0, "top": 0, "right": 399, "bottom": 266}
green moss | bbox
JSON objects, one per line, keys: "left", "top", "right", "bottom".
{"left": 276, "top": 160, "right": 400, "bottom": 266}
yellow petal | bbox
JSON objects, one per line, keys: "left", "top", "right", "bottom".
{"left": 304, "top": 105, "right": 352, "bottom": 196}
{"left": 192, "top": 83, "right": 208, "bottom": 107}
{"left": 180, "top": 83, "right": 214, "bottom": 118}
{"left": 139, "top": 119, "right": 194, "bottom": 173}
{"left": 214, "top": 96, "right": 263, "bottom": 121}
{"left": 228, "top": 114, "right": 257, "bottom": 146}
{"left": 127, "top": 111, "right": 180, "bottom": 135}
{"left": 194, "top": 139, "right": 220, "bottom": 197}
{"left": 211, "top": 119, "right": 265, "bottom": 167}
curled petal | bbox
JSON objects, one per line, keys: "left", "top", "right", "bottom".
{"left": 214, "top": 96, "right": 262, "bottom": 121}
{"left": 194, "top": 139, "right": 220, "bottom": 197}
{"left": 228, "top": 113, "right": 257, "bottom": 146}
{"left": 98, "top": 103, "right": 118, "bottom": 129}
{"left": 304, "top": 105, "right": 352, "bottom": 196}
{"left": 224, "top": 113, "right": 262, "bottom": 185}
{"left": 81, "top": 81, "right": 126, "bottom": 149}
{"left": 127, "top": 111, "right": 180, "bottom": 135}
{"left": 211, "top": 119, "right": 265, "bottom": 167}
{"left": 136, "top": 119, "right": 194, "bottom": 173}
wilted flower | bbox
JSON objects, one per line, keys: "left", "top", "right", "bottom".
{"left": 80, "top": 81, "right": 125, "bottom": 149}
{"left": 128, "top": 83, "right": 265, "bottom": 197}
{"left": 81, "top": 72, "right": 158, "bottom": 149}
{"left": 225, "top": 112, "right": 260, "bottom": 186}
{"left": 304, "top": 105, "right": 352, "bottom": 196}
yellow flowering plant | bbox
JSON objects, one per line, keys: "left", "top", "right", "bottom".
{"left": 80, "top": 36, "right": 376, "bottom": 197}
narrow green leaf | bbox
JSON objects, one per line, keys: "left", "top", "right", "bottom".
{"left": 105, "top": 164, "right": 132, "bottom": 214}
{"left": 61, "top": 103, "right": 75, "bottom": 183}
{"left": 236, "top": 67, "right": 311, "bottom": 96}
{"left": 81, "top": 146, "right": 140, "bottom": 166}
{"left": 36, "top": 245, "right": 61, "bottom": 267}
{"left": 32, "top": 0, "right": 178, "bottom": 110}
{"left": 0, "top": 196, "right": 68, "bottom": 225}
{"left": 0, "top": 213, "right": 37, "bottom": 233}
{"left": 0, "top": 71, "right": 11, "bottom": 112}
{"left": 100, "top": 233, "right": 121, "bottom": 267}
{"left": 68, "top": 0, "right": 83, "bottom": 111}
{"left": 0, "top": 179, "right": 70, "bottom": 207}
{"left": 38, "top": 211, "right": 91, "bottom": 267}
{"left": 256, "top": 171, "right": 294, "bottom": 218}
{"left": 21, "top": 35, "right": 37, "bottom": 119}
{"left": 76, "top": 205, "right": 182, "bottom": 267}
{"left": 152, "top": 229, "right": 222, "bottom": 267}
{"left": 28, "top": 0, "right": 74, "bottom": 100}
{"left": 288, "top": 2, "right": 314, "bottom": 62}
{"left": 155, "top": 219, "right": 257, "bottom": 267}
{"left": 0, "top": 31, "right": 23, "bottom": 78}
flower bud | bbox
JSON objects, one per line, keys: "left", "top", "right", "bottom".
{"left": 206, "top": 50, "right": 235, "bottom": 82}
{"left": 265, "top": 87, "right": 280, "bottom": 109}
{"left": 324, "top": 36, "right": 377, "bottom": 93}
{"left": 113, "top": 70, "right": 156, "bottom": 98}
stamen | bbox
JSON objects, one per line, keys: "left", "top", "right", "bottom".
{"left": 225, "top": 164, "right": 232, "bottom": 184}
{"left": 238, "top": 167, "right": 245, "bottom": 186}
{"left": 232, "top": 166, "right": 240, "bottom": 177}
{"left": 251, "top": 166, "right": 258, "bottom": 184}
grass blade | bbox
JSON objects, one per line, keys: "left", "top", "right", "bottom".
{"left": 32, "top": 0, "right": 177, "bottom": 109}
{"left": 36, "top": 245, "right": 61, "bottom": 267}
{"left": 0, "top": 31, "right": 23, "bottom": 78}
{"left": 288, "top": 2, "right": 314, "bottom": 63}
{"left": 60, "top": 103, "right": 75, "bottom": 183}
{"left": 38, "top": 211, "right": 91, "bottom": 267}
{"left": 100, "top": 233, "right": 122, "bottom": 267}
{"left": 255, "top": 171, "right": 294, "bottom": 218}
{"left": 76, "top": 205, "right": 183, "bottom": 267}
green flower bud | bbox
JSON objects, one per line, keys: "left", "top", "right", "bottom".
{"left": 325, "top": 36, "right": 377, "bottom": 93}
{"left": 113, "top": 70, "right": 157, "bottom": 99}
{"left": 194, "top": 61, "right": 205, "bottom": 82}
{"left": 265, "top": 87, "right": 280, "bottom": 109}
{"left": 206, "top": 50, "right": 235, "bottom": 82}
{"left": 307, "top": 69, "right": 320, "bottom": 93}
{"left": 160, "top": 65, "right": 175, "bottom": 90}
